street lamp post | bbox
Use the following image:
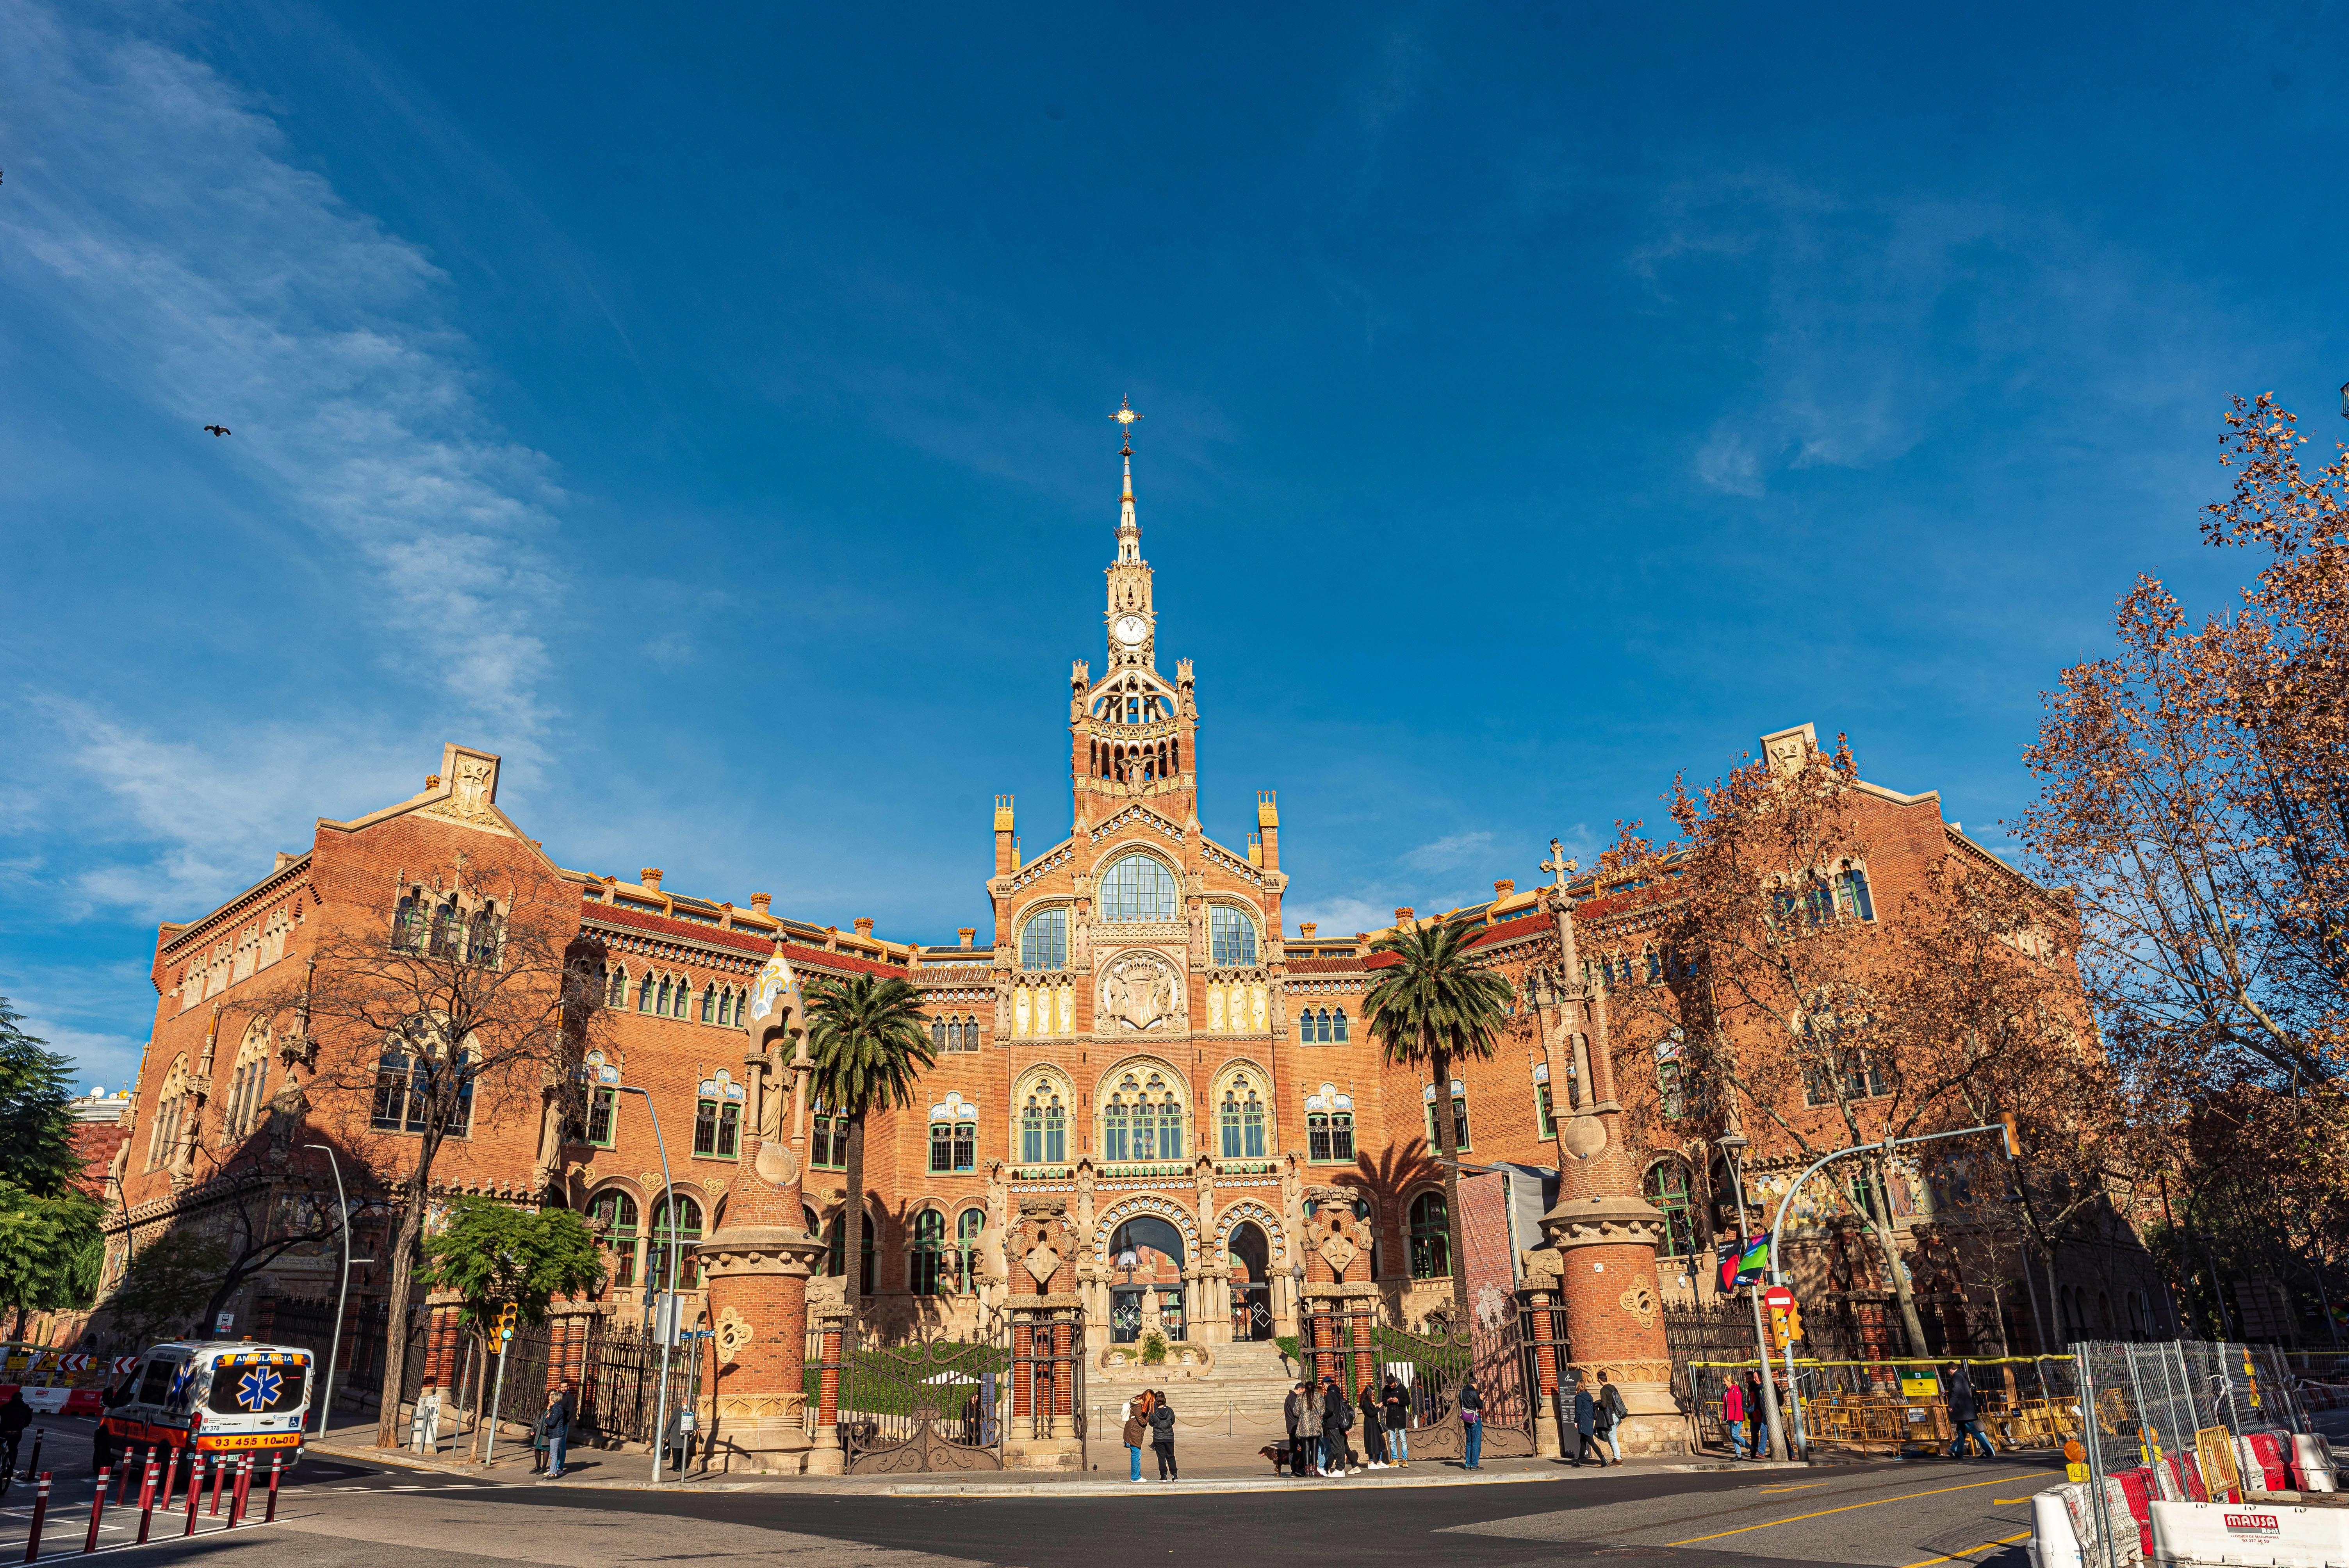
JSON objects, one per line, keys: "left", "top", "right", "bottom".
{"left": 616, "top": 1087, "right": 678, "bottom": 1486}
{"left": 1763, "top": 1121, "right": 2018, "bottom": 1459}
{"left": 1716, "top": 1131, "right": 1787, "bottom": 1461}
{"left": 301, "top": 1145, "right": 356, "bottom": 1441}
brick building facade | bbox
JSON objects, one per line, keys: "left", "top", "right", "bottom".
{"left": 87, "top": 437, "right": 2159, "bottom": 1420}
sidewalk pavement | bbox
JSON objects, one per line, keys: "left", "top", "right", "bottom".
{"left": 307, "top": 1418, "right": 1811, "bottom": 1498}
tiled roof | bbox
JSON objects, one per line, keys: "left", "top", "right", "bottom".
{"left": 1285, "top": 956, "right": 1369, "bottom": 975}
{"left": 581, "top": 902, "right": 905, "bottom": 979}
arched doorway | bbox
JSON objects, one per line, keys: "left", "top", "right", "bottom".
{"left": 1107, "top": 1215, "right": 1186, "bottom": 1343}
{"left": 1226, "top": 1221, "right": 1272, "bottom": 1340}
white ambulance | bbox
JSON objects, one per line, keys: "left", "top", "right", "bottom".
{"left": 100, "top": 1342, "right": 314, "bottom": 1462}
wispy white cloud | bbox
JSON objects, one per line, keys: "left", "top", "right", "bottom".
{"left": 1280, "top": 894, "right": 1397, "bottom": 941}
{"left": 0, "top": 958, "right": 157, "bottom": 1092}
{"left": 0, "top": 1, "right": 567, "bottom": 745}
{"left": 1399, "top": 829, "right": 1492, "bottom": 872}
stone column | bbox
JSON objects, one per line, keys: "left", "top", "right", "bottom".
{"left": 695, "top": 966, "right": 828, "bottom": 1473}
{"left": 1524, "top": 874, "right": 1685, "bottom": 1456}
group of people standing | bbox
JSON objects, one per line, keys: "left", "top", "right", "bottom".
{"left": 1119, "top": 1389, "right": 1180, "bottom": 1481}
{"left": 1282, "top": 1372, "right": 1431, "bottom": 1476}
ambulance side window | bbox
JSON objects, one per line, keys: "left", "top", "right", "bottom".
{"left": 137, "top": 1359, "right": 175, "bottom": 1405}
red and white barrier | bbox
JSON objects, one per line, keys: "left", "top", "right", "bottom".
{"left": 2151, "top": 1500, "right": 2349, "bottom": 1565}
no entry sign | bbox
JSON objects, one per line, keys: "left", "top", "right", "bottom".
{"left": 1762, "top": 1285, "right": 1795, "bottom": 1310}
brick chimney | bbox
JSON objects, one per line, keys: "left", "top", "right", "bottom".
{"left": 824, "top": 925, "right": 840, "bottom": 952}
{"left": 1394, "top": 907, "right": 1415, "bottom": 922}
{"left": 641, "top": 868, "right": 663, "bottom": 893}
{"left": 853, "top": 917, "right": 875, "bottom": 941}
{"left": 1494, "top": 879, "right": 1516, "bottom": 897}
{"left": 749, "top": 893, "right": 772, "bottom": 918}
{"left": 1299, "top": 922, "right": 1318, "bottom": 939}
{"left": 958, "top": 928, "right": 976, "bottom": 949}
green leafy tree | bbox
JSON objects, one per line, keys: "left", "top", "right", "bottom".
{"left": 804, "top": 973, "right": 936, "bottom": 1312}
{"left": 0, "top": 998, "right": 83, "bottom": 1196}
{"left": 420, "top": 1196, "right": 604, "bottom": 1333}
{"left": 1362, "top": 916, "right": 1514, "bottom": 1325}
{"left": 102, "top": 1228, "right": 230, "bottom": 1349}
{"left": 0, "top": 1182, "right": 105, "bottom": 1338}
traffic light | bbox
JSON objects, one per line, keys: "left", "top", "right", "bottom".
{"left": 1784, "top": 1301, "right": 1805, "bottom": 1343}
{"left": 2000, "top": 1113, "right": 2023, "bottom": 1160}
{"left": 495, "top": 1303, "right": 518, "bottom": 1340}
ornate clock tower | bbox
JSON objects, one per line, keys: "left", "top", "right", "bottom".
{"left": 1069, "top": 401, "right": 1199, "bottom": 834}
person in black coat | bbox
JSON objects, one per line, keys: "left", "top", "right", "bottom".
{"left": 1943, "top": 1365, "right": 1993, "bottom": 1459}
{"left": 1570, "top": 1386, "right": 1598, "bottom": 1466}
{"left": 1318, "top": 1376, "right": 1351, "bottom": 1476}
{"left": 1149, "top": 1389, "right": 1179, "bottom": 1480}
{"left": 1459, "top": 1376, "right": 1486, "bottom": 1470}
{"left": 1596, "top": 1379, "right": 1628, "bottom": 1466}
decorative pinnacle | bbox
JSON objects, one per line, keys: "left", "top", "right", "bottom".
{"left": 1110, "top": 396, "right": 1141, "bottom": 456}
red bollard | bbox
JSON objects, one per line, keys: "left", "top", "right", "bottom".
{"left": 182, "top": 1456, "right": 204, "bottom": 1538}
{"left": 227, "top": 1457, "right": 249, "bottom": 1529}
{"left": 84, "top": 1466, "right": 111, "bottom": 1553}
{"left": 112, "top": 1455, "right": 130, "bottom": 1508}
{"left": 263, "top": 1454, "right": 282, "bottom": 1523}
{"left": 23, "top": 1473, "right": 53, "bottom": 1564}
{"left": 207, "top": 1450, "right": 225, "bottom": 1516}
{"left": 136, "top": 1452, "right": 160, "bottom": 1545}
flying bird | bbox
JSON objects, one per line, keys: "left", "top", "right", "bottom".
{"left": 202, "top": 425, "right": 230, "bottom": 437}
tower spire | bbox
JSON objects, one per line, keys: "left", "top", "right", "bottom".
{"left": 1111, "top": 396, "right": 1142, "bottom": 563}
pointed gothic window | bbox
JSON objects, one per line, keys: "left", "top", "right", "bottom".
{"left": 590, "top": 1189, "right": 638, "bottom": 1287}
{"left": 1020, "top": 908, "right": 1068, "bottom": 970}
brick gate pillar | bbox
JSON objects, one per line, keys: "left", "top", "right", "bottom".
{"left": 695, "top": 955, "right": 828, "bottom": 1473}
{"left": 1002, "top": 1197, "right": 1082, "bottom": 1469}
{"left": 1297, "top": 1184, "right": 1379, "bottom": 1404}
{"left": 1523, "top": 868, "right": 1685, "bottom": 1456}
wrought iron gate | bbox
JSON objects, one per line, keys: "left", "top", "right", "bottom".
{"left": 840, "top": 1334, "right": 1011, "bottom": 1475}
{"left": 1376, "top": 1313, "right": 1537, "bottom": 1461}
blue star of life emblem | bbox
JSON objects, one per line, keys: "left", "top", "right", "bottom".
{"left": 236, "top": 1365, "right": 282, "bottom": 1411}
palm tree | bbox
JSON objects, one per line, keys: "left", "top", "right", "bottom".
{"left": 804, "top": 972, "right": 936, "bottom": 1314}
{"left": 1362, "top": 915, "right": 1513, "bottom": 1327}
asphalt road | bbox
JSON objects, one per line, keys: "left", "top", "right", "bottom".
{"left": 0, "top": 1420, "right": 2059, "bottom": 1568}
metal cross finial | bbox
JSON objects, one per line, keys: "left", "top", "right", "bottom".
{"left": 1541, "top": 838, "right": 1577, "bottom": 889}
{"left": 1110, "top": 396, "right": 1142, "bottom": 453}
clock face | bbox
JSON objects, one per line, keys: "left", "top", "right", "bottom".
{"left": 1114, "top": 615, "right": 1148, "bottom": 647}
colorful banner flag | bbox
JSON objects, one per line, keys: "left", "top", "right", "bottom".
{"left": 1717, "top": 1235, "right": 1770, "bottom": 1292}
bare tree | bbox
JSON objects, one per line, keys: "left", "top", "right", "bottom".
{"left": 257, "top": 864, "right": 607, "bottom": 1447}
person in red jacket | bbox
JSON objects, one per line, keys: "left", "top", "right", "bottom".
{"left": 1721, "top": 1377, "right": 1749, "bottom": 1458}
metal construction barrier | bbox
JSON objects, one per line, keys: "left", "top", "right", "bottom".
{"left": 2058, "top": 1339, "right": 2346, "bottom": 1568}
{"left": 1686, "top": 1354, "right": 2078, "bottom": 1453}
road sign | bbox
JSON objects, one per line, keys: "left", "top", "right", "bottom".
{"left": 1762, "top": 1285, "right": 1794, "bottom": 1310}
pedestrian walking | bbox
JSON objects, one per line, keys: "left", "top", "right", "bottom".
{"left": 1123, "top": 1392, "right": 1150, "bottom": 1483}
{"left": 1381, "top": 1374, "right": 1410, "bottom": 1468}
{"left": 1357, "top": 1380, "right": 1388, "bottom": 1468}
{"left": 1597, "top": 1379, "right": 1627, "bottom": 1467}
{"left": 1571, "top": 1384, "right": 1599, "bottom": 1466}
{"left": 1720, "top": 1376, "right": 1747, "bottom": 1459}
{"left": 1148, "top": 1389, "right": 1178, "bottom": 1481}
{"left": 541, "top": 1381, "right": 575, "bottom": 1480}
{"left": 1283, "top": 1382, "right": 1314, "bottom": 1477}
{"left": 1943, "top": 1365, "right": 1993, "bottom": 1460}
{"left": 1319, "top": 1375, "right": 1351, "bottom": 1476}
{"left": 1459, "top": 1377, "right": 1485, "bottom": 1470}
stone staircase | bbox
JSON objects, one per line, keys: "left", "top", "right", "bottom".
{"left": 1088, "top": 1341, "right": 1308, "bottom": 1470}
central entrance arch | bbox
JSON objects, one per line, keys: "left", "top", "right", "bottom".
{"left": 1108, "top": 1214, "right": 1186, "bottom": 1343}
{"left": 1226, "top": 1219, "right": 1273, "bottom": 1340}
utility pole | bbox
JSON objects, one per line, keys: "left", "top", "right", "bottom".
{"left": 1716, "top": 1131, "right": 1787, "bottom": 1461}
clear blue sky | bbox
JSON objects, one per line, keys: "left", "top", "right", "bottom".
{"left": 4, "top": 1, "right": 2343, "bottom": 1091}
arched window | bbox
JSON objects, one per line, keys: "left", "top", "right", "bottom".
{"left": 930, "top": 1108, "right": 975, "bottom": 1174}
{"left": 717, "top": 987, "right": 734, "bottom": 1027}
{"left": 654, "top": 976, "right": 671, "bottom": 1014}
{"left": 1209, "top": 906, "right": 1258, "bottom": 968}
{"left": 954, "top": 1207, "right": 983, "bottom": 1295}
{"left": 638, "top": 973, "right": 656, "bottom": 1012}
{"left": 1644, "top": 1160, "right": 1698, "bottom": 1258}
{"left": 606, "top": 966, "right": 627, "bottom": 1009}
{"left": 428, "top": 897, "right": 461, "bottom": 959}
{"left": 647, "top": 1194, "right": 703, "bottom": 1290}
{"left": 809, "top": 1096, "right": 847, "bottom": 1171}
{"left": 1219, "top": 1076, "right": 1266, "bottom": 1160}
{"left": 1423, "top": 1080, "right": 1470, "bottom": 1151}
{"left": 589, "top": 1189, "right": 640, "bottom": 1288}
{"left": 465, "top": 901, "right": 501, "bottom": 967}
{"left": 932, "top": 1018, "right": 949, "bottom": 1054}
{"left": 1332, "top": 1007, "right": 1349, "bottom": 1043}
{"left": 693, "top": 1079, "right": 740, "bottom": 1159}
{"left": 1104, "top": 1067, "right": 1183, "bottom": 1163}
{"left": 1157, "top": 1083, "right": 1185, "bottom": 1160}
{"left": 700, "top": 984, "right": 717, "bottom": 1023}
{"left": 371, "top": 1039, "right": 420, "bottom": 1132}
{"left": 1019, "top": 1080, "right": 1068, "bottom": 1165}
{"left": 1104, "top": 1081, "right": 1134, "bottom": 1162}
{"left": 910, "top": 1209, "right": 946, "bottom": 1296}
{"left": 677, "top": 977, "right": 696, "bottom": 1019}
{"left": 391, "top": 886, "right": 427, "bottom": 953}
{"left": 1098, "top": 853, "right": 1177, "bottom": 923}
{"left": 1308, "top": 1110, "right": 1354, "bottom": 1164}
{"left": 1834, "top": 866, "right": 1875, "bottom": 921}
{"left": 1408, "top": 1192, "right": 1451, "bottom": 1279}
{"left": 1020, "top": 908, "right": 1069, "bottom": 970}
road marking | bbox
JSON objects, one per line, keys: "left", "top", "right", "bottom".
{"left": 1992, "top": 1497, "right": 2037, "bottom": 1504}
{"left": 1665, "top": 1473, "right": 2061, "bottom": 1547}
{"left": 1757, "top": 1483, "right": 1827, "bottom": 1493}
{"left": 1900, "top": 1530, "right": 2032, "bottom": 1568}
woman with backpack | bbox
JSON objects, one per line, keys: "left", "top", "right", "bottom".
{"left": 1319, "top": 1375, "right": 1352, "bottom": 1476}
